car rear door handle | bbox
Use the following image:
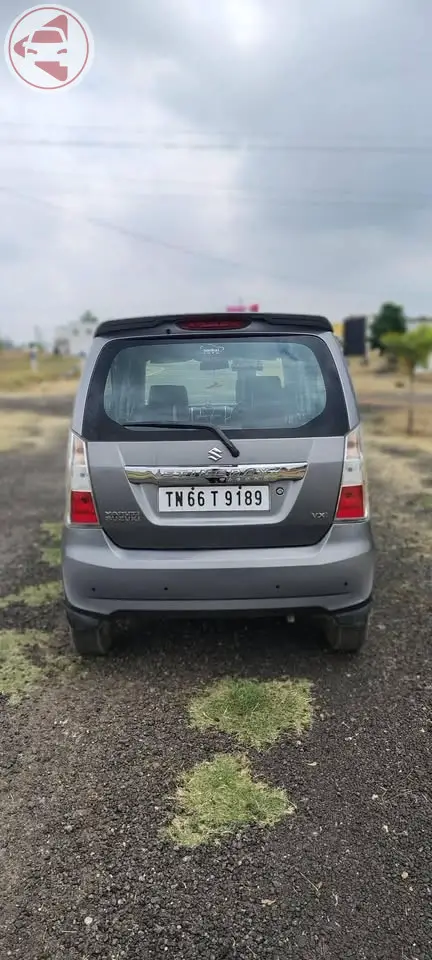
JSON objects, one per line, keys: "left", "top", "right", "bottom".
{"left": 125, "top": 463, "right": 308, "bottom": 485}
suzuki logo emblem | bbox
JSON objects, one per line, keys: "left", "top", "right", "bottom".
{"left": 208, "top": 446, "right": 223, "bottom": 462}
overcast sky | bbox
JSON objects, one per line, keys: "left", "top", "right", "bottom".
{"left": 1, "top": 0, "right": 432, "bottom": 342}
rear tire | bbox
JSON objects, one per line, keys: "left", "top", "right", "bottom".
{"left": 326, "top": 621, "right": 369, "bottom": 653}
{"left": 68, "top": 620, "right": 113, "bottom": 657}
{"left": 323, "top": 605, "right": 371, "bottom": 653}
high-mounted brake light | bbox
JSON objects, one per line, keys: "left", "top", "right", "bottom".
{"left": 66, "top": 432, "right": 99, "bottom": 525}
{"left": 335, "top": 426, "right": 369, "bottom": 521}
{"left": 177, "top": 317, "right": 250, "bottom": 330}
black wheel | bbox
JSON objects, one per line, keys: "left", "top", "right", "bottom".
{"left": 68, "top": 620, "right": 113, "bottom": 657}
{"left": 323, "top": 607, "right": 371, "bottom": 653}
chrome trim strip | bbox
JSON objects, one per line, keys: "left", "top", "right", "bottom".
{"left": 125, "top": 463, "right": 308, "bottom": 486}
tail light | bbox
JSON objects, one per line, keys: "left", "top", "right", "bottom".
{"left": 177, "top": 317, "right": 250, "bottom": 330}
{"left": 66, "top": 432, "right": 99, "bottom": 525}
{"left": 335, "top": 426, "right": 369, "bottom": 521}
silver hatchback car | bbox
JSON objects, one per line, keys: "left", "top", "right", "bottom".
{"left": 62, "top": 312, "right": 375, "bottom": 656}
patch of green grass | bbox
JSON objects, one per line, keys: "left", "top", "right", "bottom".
{"left": 0, "top": 581, "right": 62, "bottom": 610}
{"left": 163, "top": 753, "right": 293, "bottom": 847}
{"left": 41, "top": 545, "right": 61, "bottom": 567}
{"left": 0, "top": 630, "right": 48, "bottom": 703}
{"left": 0, "top": 629, "right": 76, "bottom": 704}
{"left": 189, "top": 677, "right": 313, "bottom": 748}
{"left": 40, "top": 521, "right": 62, "bottom": 567}
{"left": 41, "top": 522, "right": 63, "bottom": 540}
{"left": 0, "top": 350, "right": 79, "bottom": 392}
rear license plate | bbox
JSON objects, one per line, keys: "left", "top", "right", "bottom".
{"left": 158, "top": 485, "right": 270, "bottom": 513}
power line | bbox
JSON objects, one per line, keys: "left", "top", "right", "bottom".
{"left": 4, "top": 162, "right": 432, "bottom": 205}
{"left": 12, "top": 189, "right": 432, "bottom": 207}
{"left": 1, "top": 120, "right": 431, "bottom": 139}
{"left": 1, "top": 121, "right": 432, "bottom": 149}
{"left": 2, "top": 175, "right": 432, "bottom": 207}
{"left": 0, "top": 168, "right": 423, "bottom": 199}
{"left": 10, "top": 191, "right": 432, "bottom": 208}
{"left": 0, "top": 184, "right": 296, "bottom": 284}
{"left": 2, "top": 137, "right": 432, "bottom": 155}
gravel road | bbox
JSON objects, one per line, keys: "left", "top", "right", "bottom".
{"left": 0, "top": 397, "right": 431, "bottom": 960}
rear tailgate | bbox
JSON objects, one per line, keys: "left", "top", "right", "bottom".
{"left": 86, "top": 436, "right": 344, "bottom": 549}
{"left": 81, "top": 314, "right": 350, "bottom": 550}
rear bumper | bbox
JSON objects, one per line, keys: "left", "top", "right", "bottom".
{"left": 62, "top": 521, "right": 375, "bottom": 618}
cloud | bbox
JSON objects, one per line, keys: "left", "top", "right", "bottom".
{"left": 0, "top": 0, "right": 431, "bottom": 341}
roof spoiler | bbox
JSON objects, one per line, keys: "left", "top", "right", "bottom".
{"left": 94, "top": 313, "right": 333, "bottom": 338}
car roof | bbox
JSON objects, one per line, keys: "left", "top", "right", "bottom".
{"left": 94, "top": 313, "right": 333, "bottom": 338}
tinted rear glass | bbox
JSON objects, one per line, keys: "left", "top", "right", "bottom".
{"left": 82, "top": 334, "right": 349, "bottom": 440}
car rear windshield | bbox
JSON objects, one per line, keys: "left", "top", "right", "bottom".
{"left": 82, "top": 334, "right": 349, "bottom": 441}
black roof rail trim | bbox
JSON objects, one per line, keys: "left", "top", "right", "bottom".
{"left": 94, "top": 312, "right": 333, "bottom": 338}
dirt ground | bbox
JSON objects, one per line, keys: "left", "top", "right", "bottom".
{"left": 348, "top": 355, "right": 432, "bottom": 396}
{"left": 0, "top": 395, "right": 431, "bottom": 960}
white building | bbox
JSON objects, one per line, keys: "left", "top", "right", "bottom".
{"left": 54, "top": 314, "right": 98, "bottom": 357}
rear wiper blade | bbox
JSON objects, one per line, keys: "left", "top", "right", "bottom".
{"left": 120, "top": 420, "right": 240, "bottom": 458}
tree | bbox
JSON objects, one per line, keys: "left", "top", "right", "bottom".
{"left": 381, "top": 324, "right": 432, "bottom": 434}
{"left": 80, "top": 310, "right": 98, "bottom": 326}
{"left": 370, "top": 302, "right": 406, "bottom": 353}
